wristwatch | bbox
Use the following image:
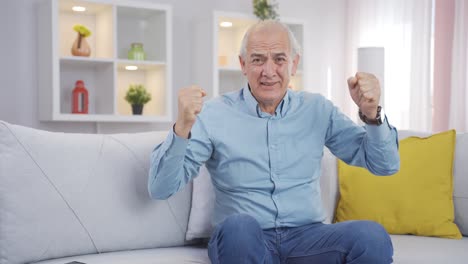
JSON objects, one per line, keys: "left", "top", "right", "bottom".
{"left": 359, "top": 106, "right": 384, "bottom": 126}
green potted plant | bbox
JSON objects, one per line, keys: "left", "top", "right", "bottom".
{"left": 253, "top": 0, "right": 279, "bottom": 20}
{"left": 124, "top": 84, "right": 152, "bottom": 115}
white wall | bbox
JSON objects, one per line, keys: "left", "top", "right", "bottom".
{"left": 0, "top": 0, "right": 346, "bottom": 133}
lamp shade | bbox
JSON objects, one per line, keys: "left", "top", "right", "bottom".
{"left": 357, "top": 47, "right": 385, "bottom": 108}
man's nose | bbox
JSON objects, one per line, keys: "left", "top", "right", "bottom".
{"left": 262, "top": 59, "right": 276, "bottom": 77}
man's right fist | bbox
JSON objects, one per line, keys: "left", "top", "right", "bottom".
{"left": 174, "top": 85, "right": 206, "bottom": 138}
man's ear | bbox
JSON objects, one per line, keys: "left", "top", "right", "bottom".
{"left": 291, "top": 54, "right": 300, "bottom": 76}
{"left": 239, "top": 55, "right": 247, "bottom": 76}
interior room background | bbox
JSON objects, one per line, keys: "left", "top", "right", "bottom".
{"left": 0, "top": 0, "right": 466, "bottom": 134}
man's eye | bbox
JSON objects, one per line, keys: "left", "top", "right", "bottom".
{"left": 276, "top": 57, "right": 287, "bottom": 63}
{"left": 252, "top": 58, "right": 262, "bottom": 64}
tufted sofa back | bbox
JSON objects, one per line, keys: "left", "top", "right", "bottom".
{"left": 0, "top": 121, "right": 192, "bottom": 264}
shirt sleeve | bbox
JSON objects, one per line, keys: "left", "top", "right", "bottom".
{"left": 325, "top": 105, "right": 400, "bottom": 176}
{"left": 148, "top": 116, "right": 213, "bottom": 199}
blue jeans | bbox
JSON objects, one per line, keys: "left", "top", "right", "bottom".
{"left": 208, "top": 214, "right": 393, "bottom": 264}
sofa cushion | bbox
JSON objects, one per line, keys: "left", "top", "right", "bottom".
{"left": 391, "top": 235, "right": 468, "bottom": 264}
{"left": 398, "top": 131, "right": 468, "bottom": 236}
{"left": 186, "top": 165, "right": 214, "bottom": 240}
{"left": 33, "top": 236, "right": 468, "bottom": 264}
{"left": 33, "top": 237, "right": 468, "bottom": 264}
{"left": 33, "top": 246, "right": 210, "bottom": 264}
{"left": 0, "top": 121, "right": 192, "bottom": 264}
{"left": 335, "top": 130, "right": 462, "bottom": 238}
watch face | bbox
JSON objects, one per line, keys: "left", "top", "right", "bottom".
{"left": 379, "top": 107, "right": 385, "bottom": 122}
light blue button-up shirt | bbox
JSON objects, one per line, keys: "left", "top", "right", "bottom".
{"left": 148, "top": 86, "right": 399, "bottom": 229}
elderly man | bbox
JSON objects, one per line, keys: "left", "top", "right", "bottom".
{"left": 148, "top": 20, "right": 399, "bottom": 264}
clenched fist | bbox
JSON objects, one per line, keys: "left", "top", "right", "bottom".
{"left": 174, "top": 85, "right": 207, "bottom": 138}
{"left": 347, "top": 72, "right": 381, "bottom": 120}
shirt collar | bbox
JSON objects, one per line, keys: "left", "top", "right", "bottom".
{"left": 242, "top": 84, "right": 290, "bottom": 118}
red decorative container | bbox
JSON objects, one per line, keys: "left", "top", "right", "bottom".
{"left": 72, "top": 80, "right": 89, "bottom": 114}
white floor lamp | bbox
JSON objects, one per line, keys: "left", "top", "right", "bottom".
{"left": 357, "top": 47, "right": 385, "bottom": 108}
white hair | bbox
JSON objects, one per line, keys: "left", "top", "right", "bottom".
{"left": 239, "top": 20, "right": 302, "bottom": 60}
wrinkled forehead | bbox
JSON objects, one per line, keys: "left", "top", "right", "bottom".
{"left": 246, "top": 24, "right": 291, "bottom": 55}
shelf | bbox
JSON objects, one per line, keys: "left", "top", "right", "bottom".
{"left": 116, "top": 62, "right": 166, "bottom": 117}
{"left": 60, "top": 56, "right": 114, "bottom": 64}
{"left": 53, "top": 114, "right": 171, "bottom": 123}
{"left": 217, "top": 16, "right": 252, "bottom": 70}
{"left": 289, "top": 72, "right": 303, "bottom": 91}
{"left": 58, "top": 0, "right": 114, "bottom": 59}
{"left": 59, "top": 59, "right": 114, "bottom": 115}
{"left": 117, "top": 59, "right": 166, "bottom": 68}
{"left": 219, "top": 65, "right": 242, "bottom": 72}
{"left": 219, "top": 70, "right": 246, "bottom": 94}
{"left": 117, "top": 6, "right": 167, "bottom": 61}
{"left": 38, "top": 0, "right": 172, "bottom": 123}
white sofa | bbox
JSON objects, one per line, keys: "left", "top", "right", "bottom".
{"left": 0, "top": 120, "right": 467, "bottom": 264}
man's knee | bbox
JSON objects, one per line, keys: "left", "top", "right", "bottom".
{"left": 349, "top": 221, "right": 393, "bottom": 263}
{"left": 208, "top": 214, "right": 267, "bottom": 264}
{"left": 352, "top": 221, "right": 390, "bottom": 241}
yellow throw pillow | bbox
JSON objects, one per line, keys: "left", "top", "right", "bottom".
{"left": 334, "top": 130, "right": 462, "bottom": 239}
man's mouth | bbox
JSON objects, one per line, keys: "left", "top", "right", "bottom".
{"left": 260, "top": 81, "right": 277, "bottom": 86}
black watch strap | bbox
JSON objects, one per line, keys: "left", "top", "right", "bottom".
{"left": 359, "top": 106, "right": 383, "bottom": 125}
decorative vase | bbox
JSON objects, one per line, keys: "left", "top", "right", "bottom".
{"left": 72, "top": 80, "right": 89, "bottom": 114}
{"left": 131, "top": 104, "right": 143, "bottom": 115}
{"left": 71, "top": 33, "right": 91, "bottom": 57}
{"left": 128, "top": 43, "right": 146, "bottom": 60}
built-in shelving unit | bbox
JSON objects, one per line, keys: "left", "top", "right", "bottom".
{"left": 38, "top": 0, "right": 172, "bottom": 122}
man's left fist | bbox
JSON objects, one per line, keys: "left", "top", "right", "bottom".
{"left": 347, "top": 72, "right": 381, "bottom": 119}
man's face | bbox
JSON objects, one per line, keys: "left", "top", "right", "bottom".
{"left": 240, "top": 25, "right": 300, "bottom": 108}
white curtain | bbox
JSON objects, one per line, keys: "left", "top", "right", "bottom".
{"left": 344, "top": 0, "right": 433, "bottom": 131}
{"left": 449, "top": 0, "right": 468, "bottom": 132}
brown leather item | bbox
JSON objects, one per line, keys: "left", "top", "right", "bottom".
{"left": 359, "top": 106, "right": 383, "bottom": 125}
